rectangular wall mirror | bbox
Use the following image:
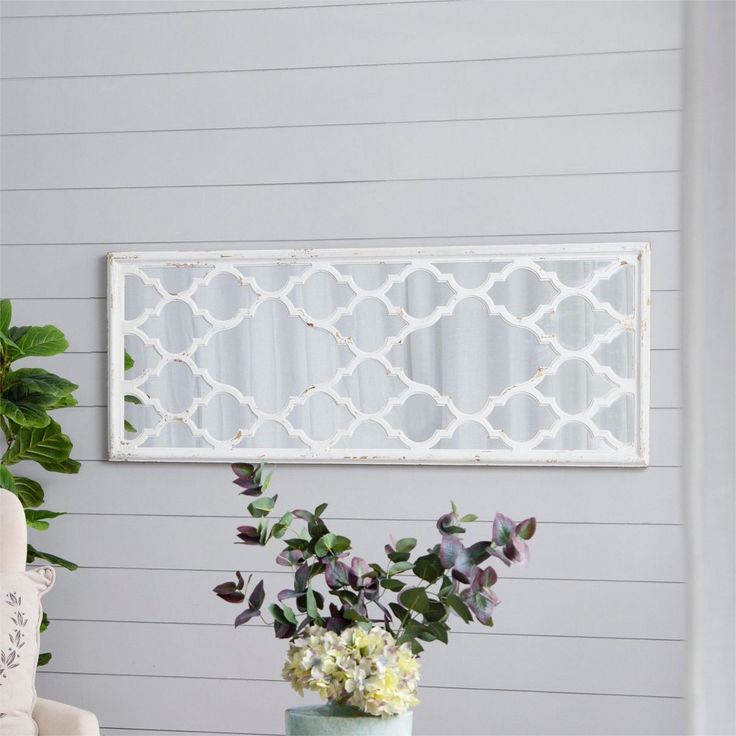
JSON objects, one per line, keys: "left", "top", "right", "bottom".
{"left": 108, "top": 244, "right": 649, "bottom": 465}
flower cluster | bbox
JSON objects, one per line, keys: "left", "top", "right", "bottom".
{"left": 282, "top": 625, "right": 420, "bottom": 717}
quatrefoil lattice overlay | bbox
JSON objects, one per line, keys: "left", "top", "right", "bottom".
{"left": 108, "top": 245, "right": 650, "bottom": 465}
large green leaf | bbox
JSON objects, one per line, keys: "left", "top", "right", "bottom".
{"left": 0, "top": 465, "right": 17, "bottom": 492}
{"left": 45, "top": 394, "right": 78, "bottom": 410}
{"left": 0, "top": 299, "right": 11, "bottom": 334}
{"left": 25, "top": 508, "right": 65, "bottom": 531}
{"left": 27, "top": 543, "right": 78, "bottom": 571}
{"left": 124, "top": 350, "right": 135, "bottom": 371}
{"left": 7, "top": 325, "right": 69, "bottom": 360}
{"left": 13, "top": 476, "right": 44, "bottom": 508}
{"left": 5, "top": 369, "right": 78, "bottom": 403}
{"left": 0, "top": 332, "right": 19, "bottom": 351}
{"left": 37, "top": 458, "right": 81, "bottom": 474}
{"left": 3, "top": 419, "right": 77, "bottom": 472}
{"left": 0, "top": 397, "right": 51, "bottom": 428}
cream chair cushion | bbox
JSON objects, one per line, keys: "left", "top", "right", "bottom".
{"left": 0, "top": 567, "right": 55, "bottom": 736}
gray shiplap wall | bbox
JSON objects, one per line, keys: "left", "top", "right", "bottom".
{"left": 0, "top": 1, "right": 685, "bottom": 734}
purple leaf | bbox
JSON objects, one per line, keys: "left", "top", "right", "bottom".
{"left": 450, "top": 541, "right": 490, "bottom": 582}
{"left": 451, "top": 565, "right": 474, "bottom": 584}
{"left": 232, "top": 463, "right": 258, "bottom": 478}
{"left": 236, "top": 525, "right": 260, "bottom": 544}
{"left": 471, "top": 566, "right": 498, "bottom": 592}
{"left": 348, "top": 557, "right": 370, "bottom": 587}
{"left": 294, "top": 563, "right": 310, "bottom": 593}
{"left": 325, "top": 559, "right": 350, "bottom": 589}
{"left": 461, "top": 567, "right": 500, "bottom": 625}
{"left": 437, "top": 511, "right": 465, "bottom": 536}
{"left": 234, "top": 477, "right": 263, "bottom": 496}
{"left": 439, "top": 535, "right": 463, "bottom": 569}
{"left": 325, "top": 615, "right": 351, "bottom": 634}
{"left": 277, "top": 588, "right": 299, "bottom": 602}
{"left": 492, "top": 513, "right": 515, "bottom": 546}
{"left": 462, "top": 590, "right": 498, "bottom": 626}
{"left": 276, "top": 548, "right": 304, "bottom": 567}
{"left": 274, "top": 621, "right": 297, "bottom": 639}
{"left": 248, "top": 579, "right": 265, "bottom": 610}
{"left": 504, "top": 537, "right": 530, "bottom": 566}
{"left": 213, "top": 581, "right": 246, "bottom": 604}
{"left": 516, "top": 517, "right": 537, "bottom": 540}
{"left": 234, "top": 607, "right": 260, "bottom": 627}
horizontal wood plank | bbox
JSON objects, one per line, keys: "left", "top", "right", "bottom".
{"left": 36, "top": 460, "right": 683, "bottom": 524}
{"left": 0, "top": 112, "right": 680, "bottom": 189}
{"left": 29, "top": 511, "right": 685, "bottom": 581}
{"left": 0, "top": 232, "right": 682, "bottom": 296}
{"left": 41, "top": 620, "right": 685, "bottom": 697}
{"left": 0, "top": 51, "right": 682, "bottom": 135}
{"left": 0, "top": 0, "right": 462, "bottom": 19}
{"left": 0, "top": 173, "right": 679, "bottom": 244}
{"left": 42, "top": 568, "right": 686, "bottom": 640}
{"left": 35, "top": 672, "right": 685, "bottom": 735}
{"left": 1, "top": 1, "right": 682, "bottom": 78}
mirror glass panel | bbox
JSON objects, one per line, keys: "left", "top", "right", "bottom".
{"left": 109, "top": 245, "right": 649, "bottom": 465}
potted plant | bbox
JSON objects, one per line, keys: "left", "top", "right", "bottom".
{"left": 0, "top": 298, "right": 80, "bottom": 666}
{"left": 214, "top": 464, "right": 536, "bottom": 736}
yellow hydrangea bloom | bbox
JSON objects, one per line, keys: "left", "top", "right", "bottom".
{"left": 282, "top": 625, "right": 420, "bottom": 717}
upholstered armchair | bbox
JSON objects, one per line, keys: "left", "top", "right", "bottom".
{"left": 0, "top": 489, "right": 100, "bottom": 736}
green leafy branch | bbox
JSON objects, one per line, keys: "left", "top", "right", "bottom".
{"left": 214, "top": 464, "right": 537, "bottom": 656}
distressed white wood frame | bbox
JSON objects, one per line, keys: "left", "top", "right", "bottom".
{"left": 107, "top": 244, "right": 650, "bottom": 465}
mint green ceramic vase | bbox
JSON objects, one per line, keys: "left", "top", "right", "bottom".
{"left": 285, "top": 703, "right": 413, "bottom": 736}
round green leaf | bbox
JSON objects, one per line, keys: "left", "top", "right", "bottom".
{"left": 413, "top": 553, "right": 444, "bottom": 583}
{"left": 423, "top": 599, "right": 447, "bottom": 623}
{"left": 248, "top": 495, "right": 277, "bottom": 518}
{"left": 388, "top": 561, "right": 413, "bottom": 575}
{"left": 395, "top": 538, "right": 417, "bottom": 553}
{"left": 446, "top": 594, "right": 473, "bottom": 623}
{"left": 398, "top": 587, "right": 430, "bottom": 614}
{"left": 381, "top": 578, "right": 406, "bottom": 592}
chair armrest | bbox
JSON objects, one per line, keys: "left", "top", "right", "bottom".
{"left": 33, "top": 697, "right": 100, "bottom": 736}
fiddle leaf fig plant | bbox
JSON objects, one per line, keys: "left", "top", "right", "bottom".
{"left": 0, "top": 298, "right": 80, "bottom": 664}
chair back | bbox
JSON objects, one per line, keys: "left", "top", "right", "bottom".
{"left": 0, "top": 488, "right": 27, "bottom": 573}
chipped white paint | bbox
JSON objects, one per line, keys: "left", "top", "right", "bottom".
{"left": 107, "top": 244, "right": 650, "bottom": 465}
